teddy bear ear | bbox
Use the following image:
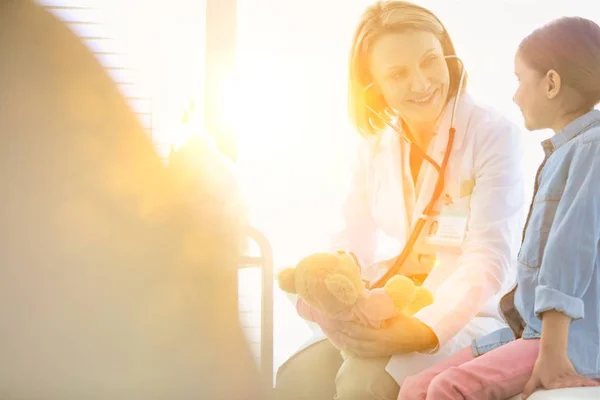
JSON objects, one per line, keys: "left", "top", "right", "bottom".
{"left": 277, "top": 268, "right": 297, "bottom": 294}
{"left": 324, "top": 274, "right": 359, "bottom": 305}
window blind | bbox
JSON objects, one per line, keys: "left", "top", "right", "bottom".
{"left": 39, "top": 0, "right": 154, "bottom": 140}
{"left": 39, "top": 0, "right": 218, "bottom": 162}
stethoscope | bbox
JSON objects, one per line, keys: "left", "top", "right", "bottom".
{"left": 366, "top": 55, "right": 466, "bottom": 289}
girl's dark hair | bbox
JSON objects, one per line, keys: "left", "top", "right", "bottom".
{"left": 519, "top": 16, "right": 600, "bottom": 108}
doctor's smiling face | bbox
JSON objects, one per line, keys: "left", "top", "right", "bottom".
{"left": 348, "top": 1, "right": 467, "bottom": 137}
{"left": 369, "top": 30, "right": 450, "bottom": 128}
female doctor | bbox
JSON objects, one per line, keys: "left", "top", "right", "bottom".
{"left": 275, "top": 1, "right": 524, "bottom": 400}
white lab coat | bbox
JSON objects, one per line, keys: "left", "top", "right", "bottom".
{"left": 331, "top": 92, "right": 525, "bottom": 383}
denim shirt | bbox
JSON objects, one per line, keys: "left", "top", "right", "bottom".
{"left": 472, "top": 110, "right": 600, "bottom": 379}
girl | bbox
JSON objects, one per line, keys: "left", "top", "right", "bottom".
{"left": 399, "top": 16, "right": 600, "bottom": 400}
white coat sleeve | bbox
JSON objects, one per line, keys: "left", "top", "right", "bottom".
{"left": 413, "top": 116, "right": 524, "bottom": 350}
{"left": 329, "top": 139, "right": 378, "bottom": 267}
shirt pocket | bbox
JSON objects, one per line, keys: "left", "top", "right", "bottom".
{"left": 443, "top": 159, "right": 474, "bottom": 212}
{"left": 518, "top": 198, "right": 560, "bottom": 268}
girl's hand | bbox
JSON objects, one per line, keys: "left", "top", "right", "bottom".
{"left": 522, "top": 352, "right": 599, "bottom": 398}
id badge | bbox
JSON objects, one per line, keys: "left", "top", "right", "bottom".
{"left": 425, "top": 192, "right": 469, "bottom": 248}
{"left": 425, "top": 211, "right": 468, "bottom": 247}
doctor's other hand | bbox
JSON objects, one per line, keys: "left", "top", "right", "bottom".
{"left": 337, "top": 313, "right": 438, "bottom": 358}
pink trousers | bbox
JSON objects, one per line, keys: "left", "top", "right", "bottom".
{"left": 398, "top": 338, "right": 540, "bottom": 400}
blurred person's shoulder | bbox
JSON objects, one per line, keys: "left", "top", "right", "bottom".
{"left": 167, "top": 132, "right": 245, "bottom": 221}
{"left": 168, "top": 132, "right": 238, "bottom": 192}
{"left": 167, "top": 132, "right": 249, "bottom": 263}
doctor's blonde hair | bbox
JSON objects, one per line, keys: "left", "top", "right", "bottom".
{"left": 349, "top": 1, "right": 467, "bottom": 137}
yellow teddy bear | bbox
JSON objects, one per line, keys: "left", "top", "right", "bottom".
{"left": 277, "top": 251, "right": 433, "bottom": 351}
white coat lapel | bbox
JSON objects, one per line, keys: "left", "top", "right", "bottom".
{"left": 409, "top": 93, "right": 473, "bottom": 228}
{"left": 371, "top": 128, "right": 412, "bottom": 244}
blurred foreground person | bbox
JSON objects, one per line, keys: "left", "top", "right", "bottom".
{"left": 0, "top": 0, "right": 264, "bottom": 398}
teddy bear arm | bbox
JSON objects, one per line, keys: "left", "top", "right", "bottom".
{"left": 296, "top": 298, "right": 340, "bottom": 331}
{"left": 403, "top": 287, "right": 434, "bottom": 315}
{"left": 296, "top": 298, "right": 320, "bottom": 322}
{"left": 384, "top": 275, "right": 418, "bottom": 311}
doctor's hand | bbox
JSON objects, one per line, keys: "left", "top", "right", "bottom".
{"left": 337, "top": 313, "right": 438, "bottom": 358}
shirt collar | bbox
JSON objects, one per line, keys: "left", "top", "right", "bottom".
{"left": 543, "top": 109, "right": 600, "bottom": 152}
